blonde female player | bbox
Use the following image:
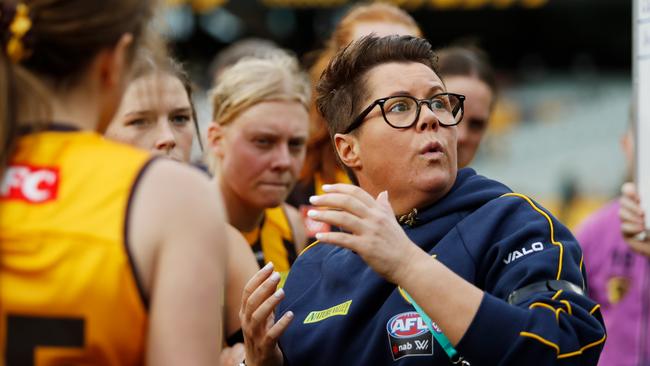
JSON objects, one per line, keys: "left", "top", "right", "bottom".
{"left": 207, "top": 52, "right": 310, "bottom": 285}
{"left": 0, "top": 1, "right": 227, "bottom": 365}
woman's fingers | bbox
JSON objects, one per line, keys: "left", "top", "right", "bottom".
{"left": 620, "top": 205, "right": 645, "bottom": 225}
{"left": 265, "top": 311, "right": 295, "bottom": 342}
{"left": 241, "top": 262, "right": 275, "bottom": 313}
{"left": 626, "top": 238, "right": 650, "bottom": 257}
{"left": 243, "top": 271, "right": 282, "bottom": 322}
{"left": 375, "top": 191, "right": 393, "bottom": 213}
{"left": 250, "top": 288, "right": 285, "bottom": 328}
{"left": 238, "top": 264, "right": 288, "bottom": 366}
{"left": 309, "top": 192, "right": 369, "bottom": 217}
{"left": 321, "top": 184, "right": 376, "bottom": 207}
{"left": 314, "top": 231, "right": 360, "bottom": 252}
{"left": 621, "top": 221, "right": 646, "bottom": 237}
{"left": 620, "top": 204, "right": 645, "bottom": 226}
{"left": 621, "top": 182, "right": 641, "bottom": 203}
{"left": 620, "top": 196, "right": 645, "bottom": 219}
{"left": 307, "top": 208, "right": 364, "bottom": 234}
{"left": 619, "top": 183, "right": 646, "bottom": 240}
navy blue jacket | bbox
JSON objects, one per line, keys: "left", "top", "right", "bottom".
{"left": 277, "top": 168, "right": 605, "bottom": 365}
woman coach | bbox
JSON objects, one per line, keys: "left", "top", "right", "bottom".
{"left": 240, "top": 35, "right": 606, "bottom": 366}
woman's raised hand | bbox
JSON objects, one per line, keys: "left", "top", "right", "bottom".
{"left": 307, "top": 184, "right": 421, "bottom": 284}
{"left": 240, "top": 262, "right": 293, "bottom": 366}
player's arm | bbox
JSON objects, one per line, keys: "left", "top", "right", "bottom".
{"left": 129, "top": 160, "right": 228, "bottom": 366}
{"left": 284, "top": 203, "right": 307, "bottom": 252}
{"left": 225, "top": 224, "right": 259, "bottom": 338}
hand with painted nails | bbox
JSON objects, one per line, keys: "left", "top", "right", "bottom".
{"left": 307, "top": 184, "right": 422, "bottom": 285}
{"left": 240, "top": 262, "right": 293, "bottom": 366}
{"left": 620, "top": 182, "right": 650, "bottom": 257}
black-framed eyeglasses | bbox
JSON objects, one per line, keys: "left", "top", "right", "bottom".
{"left": 343, "top": 93, "right": 465, "bottom": 134}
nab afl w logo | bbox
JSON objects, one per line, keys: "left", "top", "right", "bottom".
{"left": 386, "top": 311, "right": 434, "bottom": 360}
{"left": 1, "top": 164, "right": 60, "bottom": 203}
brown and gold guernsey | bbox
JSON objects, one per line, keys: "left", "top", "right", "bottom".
{"left": 0, "top": 125, "right": 152, "bottom": 366}
{"left": 242, "top": 206, "right": 297, "bottom": 286}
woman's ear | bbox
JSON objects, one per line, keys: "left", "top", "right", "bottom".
{"left": 94, "top": 33, "right": 133, "bottom": 133}
{"left": 100, "top": 33, "right": 133, "bottom": 90}
{"left": 334, "top": 133, "right": 361, "bottom": 170}
{"left": 207, "top": 122, "right": 226, "bottom": 158}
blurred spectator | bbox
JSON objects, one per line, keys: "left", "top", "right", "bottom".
{"left": 576, "top": 121, "right": 648, "bottom": 366}
{"left": 558, "top": 174, "right": 580, "bottom": 224}
{"left": 436, "top": 45, "right": 497, "bottom": 168}
{"left": 287, "top": 2, "right": 422, "bottom": 242}
{"left": 209, "top": 37, "right": 282, "bottom": 85}
{"left": 206, "top": 52, "right": 310, "bottom": 285}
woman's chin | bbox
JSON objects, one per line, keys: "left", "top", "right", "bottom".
{"left": 415, "top": 174, "right": 455, "bottom": 195}
{"left": 255, "top": 196, "right": 286, "bottom": 210}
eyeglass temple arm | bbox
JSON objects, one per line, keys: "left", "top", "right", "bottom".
{"left": 344, "top": 100, "right": 382, "bottom": 134}
{"left": 452, "top": 95, "right": 465, "bottom": 116}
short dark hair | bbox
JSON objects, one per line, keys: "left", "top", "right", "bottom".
{"left": 316, "top": 35, "right": 438, "bottom": 139}
{"left": 436, "top": 45, "right": 497, "bottom": 95}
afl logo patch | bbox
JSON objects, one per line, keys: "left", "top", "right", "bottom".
{"left": 387, "top": 312, "right": 429, "bottom": 338}
{"left": 386, "top": 312, "right": 433, "bottom": 360}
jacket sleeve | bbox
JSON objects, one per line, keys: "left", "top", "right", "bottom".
{"left": 453, "top": 193, "right": 606, "bottom": 366}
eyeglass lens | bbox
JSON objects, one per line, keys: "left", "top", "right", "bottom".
{"left": 382, "top": 95, "right": 462, "bottom": 127}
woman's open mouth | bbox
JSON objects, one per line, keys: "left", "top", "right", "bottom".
{"left": 419, "top": 141, "right": 444, "bottom": 159}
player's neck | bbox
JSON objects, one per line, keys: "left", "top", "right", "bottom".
{"left": 17, "top": 75, "right": 106, "bottom": 132}
{"left": 220, "top": 181, "right": 265, "bottom": 233}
